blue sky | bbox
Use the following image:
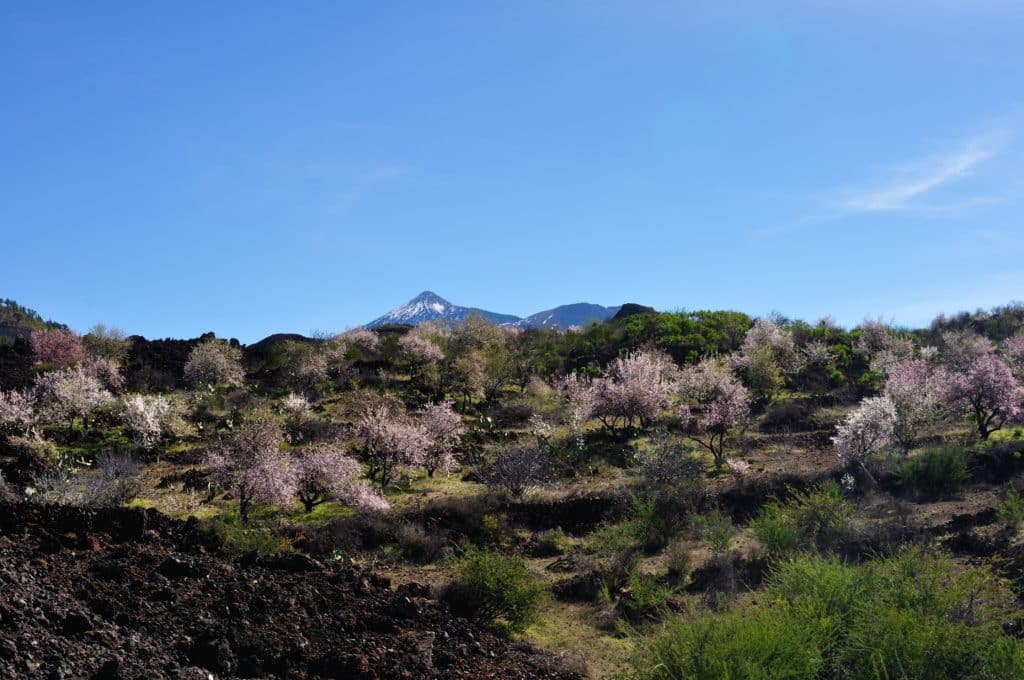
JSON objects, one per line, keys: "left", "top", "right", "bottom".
{"left": 2, "top": 1, "right": 1023, "bottom": 342}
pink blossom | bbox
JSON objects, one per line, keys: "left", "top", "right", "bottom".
{"left": 418, "top": 401, "right": 465, "bottom": 476}
{"left": 399, "top": 331, "right": 445, "bottom": 363}
{"left": 30, "top": 329, "right": 86, "bottom": 367}
{"left": 677, "top": 358, "right": 752, "bottom": 467}
{"left": 356, "top": 405, "right": 431, "bottom": 487}
{"left": 726, "top": 458, "right": 751, "bottom": 476}
{"left": 1002, "top": 331, "right": 1024, "bottom": 381}
{"left": 293, "top": 442, "right": 379, "bottom": 512}
{"left": 884, "top": 358, "right": 949, "bottom": 451}
{"left": 942, "top": 354, "right": 1024, "bottom": 440}
{"left": 84, "top": 356, "right": 125, "bottom": 391}
{"left": 205, "top": 419, "right": 296, "bottom": 523}
{"left": 561, "top": 350, "right": 676, "bottom": 434}
{"left": 339, "top": 328, "right": 381, "bottom": 354}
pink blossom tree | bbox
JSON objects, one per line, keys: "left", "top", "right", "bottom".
{"left": 599, "top": 350, "right": 678, "bottom": 431}
{"left": 183, "top": 338, "right": 246, "bottom": 388}
{"left": 293, "top": 442, "right": 388, "bottom": 513}
{"left": 677, "top": 358, "right": 752, "bottom": 468}
{"left": 30, "top": 329, "right": 86, "bottom": 367}
{"left": 205, "top": 419, "right": 295, "bottom": 524}
{"left": 1001, "top": 330, "right": 1024, "bottom": 381}
{"left": 562, "top": 350, "right": 676, "bottom": 435}
{"left": 940, "top": 329, "right": 996, "bottom": 373}
{"left": 356, "top": 405, "right": 430, "bottom": 487}
{"left": 942, "top": 354, "right": 1024, "bottom": 440}
{"left": 399, "top": 331, "right": 445, "bottom": 364}
{"left": 832, "top": 395, "right": 896, "bottom": 484}
{"left": 418, "top": 401, "right": 465, "bottom": 477}
{"left": 883, "top": 358, "right": 949, "bottom": 451}
{"left": 338, "top": 328, "right": 381, "bottom": 355}
{"left": 84, "top": 356, "right": 125, "bottom": 392}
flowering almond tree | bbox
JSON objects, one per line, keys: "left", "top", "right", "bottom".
{"left": 942, "top": 354, "right": 1024, "bottom": 440}
{"left": 399, "top": 330, "right": 445, "bottom": 364}
{"left": 734, "top": 318, "right": 800, "bottom": 398}
{"left": 30, "top": 329, "right": 86, "bottom": 367}
{"left": 205, "top": 419, "right": 295, "bottom": 524}
{"left": 119, "top": 394, "right": 175, "bottom": 449}
{"left": 356, "top": 405, "right": 430, "bottom": 487}
{"left": 338, "top": 328, "right": 381, "bottom": 355}
{"left": 34, "top": 366, "right": 114, "bottom": 436}
{"left": 184, "top": 338, "right": 246, "bottom": 388}
{"left": 293, "top": 442, "right": 388, "bottom": 513}
{"left": 0, "top": 389, "right": 35, "bottom": 435}
{"left": 418, "top": 401, "right": 465, "bottom": 477}
{"left": 1002, "top": 330, "right": 1024, "bottom": 381}
{"left": 883, "top": 358, "right": 949, "bottom": 451}
{"left": 832, "top": 395, "right": 896, "bottom": 484}
{"left": 562, "top": 350, "right": 677, "bottom": 435}
{"left": 677, "top": 358, "right": 752, "bottom": 469}
{"left": 84, "top": 356, "right": 126, "bottom": 392}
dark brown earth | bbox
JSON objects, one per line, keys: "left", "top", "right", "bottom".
{"left": 0, "top": 503, "right": 582, "bottom": 680}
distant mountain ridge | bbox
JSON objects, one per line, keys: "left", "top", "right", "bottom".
{"left": 365, "top": 291, "right": 621, "bottom": 330}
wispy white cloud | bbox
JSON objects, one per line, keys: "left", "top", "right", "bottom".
{"left": 837, "top": 139, "right": 996, "bottom": 213}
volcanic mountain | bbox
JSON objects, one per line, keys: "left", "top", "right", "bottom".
{"left": 365, "top": 292, "right": 620, "bottom": 330}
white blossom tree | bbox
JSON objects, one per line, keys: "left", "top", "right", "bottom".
{"left": 832, "top": 395, "right": 897, "bottom": 484}
{"left": 184, "top": 338, "right": 245, "bottom": 388}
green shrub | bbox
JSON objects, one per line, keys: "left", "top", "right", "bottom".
{"left": 529, "top": 527, "right": 572, "bottom": 557}
{"left": 443, "top": 549, "right": 544, "bottom": 633}
{"left": 630, "top": 549, "right": 1024, "bottom": 680}
{"left": 897, "top": 446, "right": 970, "bottom": 497}
{"left": 996, "top": 487, "right": 1024, "bottom": 533}
{"left": 619, "top": 571, "right": 676, "bottom": 623}
{"left": 626, "top": 496, "right": 674, "bottom": 553}
{"left": 664, "top": 540, "right": 692, "bottom": 580}
{"left": 591, "top": 496, "right": 674, "bottom": 556}
{"left": 751, "top": 481, "right": 853, "bottom": 557}
{"left": 695, "top": 511, "right": 733, "bottom": 556}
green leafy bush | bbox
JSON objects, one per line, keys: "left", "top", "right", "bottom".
{"left": 996, "top": 487, "right": 1024, "bottom": 533}
{"left": 695, "top": 511, "right": 733, "bottom": 556}
{"left": 751, "top": 481, "right": 853, "bottom": 557}
{"left": 591, "top": 496, "right": 674, "bottom": 556}
{"left": 443, "top": 549, "right": 545, "bottom": 633}
{"left": 897, "top": 446, "right": 970, "bottom": 497}
{"left": 631, "top": 549, "right": 1024, "bottom": 679}
{"left": 529, "top": 527, "right": 572, "bottom": 557}
{"left": 618, "top": 571, "right": 676, "bottom": 623}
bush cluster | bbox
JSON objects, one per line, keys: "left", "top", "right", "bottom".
{"left": 632, "top": 549, "right": 1024, "bottom": 679}
{"left": 896, "top": 446, "right": 970, "bottom": 497}
{"left": 443, "top": 548, "right": 545, "bottom": 633}
{"left": 751, "top": 481, "right": 854, "bottom": 557}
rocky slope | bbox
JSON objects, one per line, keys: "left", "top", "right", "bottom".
{"left": 0, "top": 503, "right": 582, "bottom": 680}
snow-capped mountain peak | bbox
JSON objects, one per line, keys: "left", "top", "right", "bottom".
{"left": 366, "top": 292, "right": 520, "bottom": 328}
{"left": 365, "top": 292, "right": 623, "bottom": 330}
